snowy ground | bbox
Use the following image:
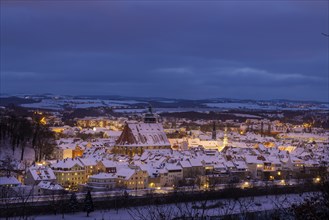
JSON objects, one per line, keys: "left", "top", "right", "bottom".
{"left": 233, "top": 113, "right": 262, "bottom": 118}
{"left": 20, "top": 99, "right": 134, "bottom": 110}
{"left": 114, "top": 108, "right": 217, "bottom": 113}
{"left": 205, "top": 102, "right": 329, "bottom": 111}
{"left": 18, "top": 192, "right": 317, "bottom": 220}
{"left": 0, "top": 141, "right": 35, "bottom": 165}
{"left": 16, "top": 96, "right": 328, "bottom": 111}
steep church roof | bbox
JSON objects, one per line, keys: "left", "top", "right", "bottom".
{"left": 116, "top": 122, "right": 170, "bottom": 147}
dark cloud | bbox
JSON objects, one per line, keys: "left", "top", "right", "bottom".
{"left": 1, "top": 0, "right": 328, "bottom": 101}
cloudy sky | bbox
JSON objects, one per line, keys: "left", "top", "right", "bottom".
{"left": 1, "top": 0, "right": 328, "bottom": 101}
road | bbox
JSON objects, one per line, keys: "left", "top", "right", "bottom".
{"left": 0, "top": 178, "right": 314, "bottom": 205}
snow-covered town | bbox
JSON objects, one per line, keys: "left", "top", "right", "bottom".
{"left": 1, "top": 0, "right": 329, "bottom": 218}
{"left": 1, "top": 102, "right": 328, "bottom": 218}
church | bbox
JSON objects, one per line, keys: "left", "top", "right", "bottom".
{"left": 113, "top": 106, "right": 171, "bottom": 156}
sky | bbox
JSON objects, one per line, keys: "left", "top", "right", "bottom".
{"left": 1, "top": 0, "right": 328, "bottom": 102}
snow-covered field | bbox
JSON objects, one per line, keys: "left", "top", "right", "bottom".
{"left": 30, "top": 192, "right": 315, "bottom": 220}
{"left": 14, "top": 96, "right": 329, "bottom": 112}
{"left": 205, "top": 102, "right": 266, "bottom": 110}
{"left": 233, "top": 113, "right": 262, "bottom": 118}
{"left": 20, "top": 99, "right": 145, "bottom": 110}
{"left": 0, "top": 142, "right": 35, "bottom": 164}
{"left": 204, "top": 102, "right": 329, "bottom": 111}
{"left": 114, "top": 108, "right": 215, "bottom": 113}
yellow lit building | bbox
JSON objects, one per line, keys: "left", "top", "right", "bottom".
{"left": 78, "top": 158, "right": 98, "bottom": 179}
{"left": 51, "top": 158, "right": 86, "bottom": 188}
{"left": 72, "top": 145, "right": 84, "bottom": 158}
{"left": 116, "top": 167, "right": 148, "bottom": 190}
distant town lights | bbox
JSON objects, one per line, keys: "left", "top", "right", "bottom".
{"left": 40, "top": 117, "right": 47, "bottom": 125}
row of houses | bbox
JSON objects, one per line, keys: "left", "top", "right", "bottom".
{"left": 19, "top": 142, "right": 328, "bottom": 193}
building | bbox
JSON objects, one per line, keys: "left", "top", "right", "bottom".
{"left": 78, "top": 158, "right": 98, "bottom": 179}
{"left": 113, "top": 107, "right": 171, "bottom": 156}
{"left": 37, "top": 181, "right": 64, "bottom": 194}
{"left": 163, "top": 163, "right": 183, "bottom": 187}
{"left": 116, "top": 167, "right": 148, "bottom": 190}
{"left": 96, "top": 159, "right": 118, "bottom": 173}
{"left": 76, "top": 117, "right": 112, "bottom": 128}
{"left": 0, "top": 176, "right": 21, "bottom": 188}
{"left": 51, "top": 158, "right": 86, "bottom": 188}
{"left": 87, "top": 173, "right": 116, "bottom": 190}
{"left": 212, "top": 121, "right": 217, "bottom": 140}
{"left": 72, "top": 145, "right": 84, "bottom": 158}
{"left": 25, "top": 164, "right": 56, "bottom": 185}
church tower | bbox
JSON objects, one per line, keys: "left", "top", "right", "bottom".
{"left": 223, "top": 127, "right": 228, "bottom": 147}
{"left": 212, "top": 121, "right": 217, "bottom": 140}
{"left": 144, "top": 105, "right": 157, "bottom": 123}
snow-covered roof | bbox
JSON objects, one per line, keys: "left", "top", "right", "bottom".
{"left": 214, "top": 163, "right": 226, "bottom": 169}
{"left": 225, "top": 161, "right": 235, "bottom": 168}
{"left": 234, "top": 160, "right": 248, "bottom": 169}
{"left": 139, "top": 164, "right": 159, "bottom": 177}
{"left": 189, "top": 158, "right": 203, "bottom": 167}
{"left": 166, "top": 163, "right": 182, "bottom": 171}
{"left": 89, "top": 173, "right": 116, "bottom": 180}
{"left": 28, "top": 165, "right": 56, "bottom": 181}
{"left": 78, "top": 158, "right": 97, "bottom": 166}
{"left": 116, "top": 122, "right": 170, "bottom": 147}
{"left": 100, "top": 159, "right": 118, "bottom": 168}
{"left": 51, "top": 158, "right": 84, "bottom": 169}
{"left": 103, "top": 130, "right": 122, "bottom": 137}
{"left": 116, "top": 167, "right": 135, "bottom": 180}
{"left": 267, "top": 156, "right": 281, "bottom": 165}
{"left": 0, "top": 176, "right": 21, "bottom": 186}
{"left": 244, "top": 155, "right": 264, "bottom": 164}
{"left": 179, "top": 160, "right": 192, "bottom": 168}
{"left": 38, "top": 181, "right": 63, "bottom": 190}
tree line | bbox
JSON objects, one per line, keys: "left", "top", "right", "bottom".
{"left": 0, "top": 111, "right": 56, "bottom": 162}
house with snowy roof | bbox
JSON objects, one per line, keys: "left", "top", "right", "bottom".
{"left": 25, "top": 164, "right": 56, "bottom": 185}
{"left": 113, "top": 107, "right": 171, "bottom": 156}
{"left": 78, "top": 157, "right": 98, "bottom": 178}
{"left": 187, "top": 158, "right": 205, "bottom": 176}
{"left": 0, "top": 176, "right": 21, "bottom": 188}
{"left": 244, "top": 155, "right": 265, "bottom": 178}
{"left": 178, "top": 160, "right": 193, "bottom": 178}
{"left": 37, "top": 181, "right": 64, "bottom": 194}
{"left": 53, "top": 138, "right": 82, "bottom": 159}
{"left": 103, "top": 130, "right": 122, "bottom": 140}
{"left": 169, "top": 138, "right": 188, "bottom": 151}
{"left": 87, "top": 173, "right": 116, "bottom": 190}
{"left": 213, "top": 161, "right": 227, "bottom": 174}
{"left": 164, "top": 163, "right": 183, "bottom": 187}
{"left": 51, "top": 158, "right": 86, "bottom": 188}
{"left": 116, "top": 166, "right": 148, "bottom": 190}
{"left": 96, "top": 159, "right": 118, "bottom": 173}
{"left": 139, "top": 163, "right": 163, "bottom": 188}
